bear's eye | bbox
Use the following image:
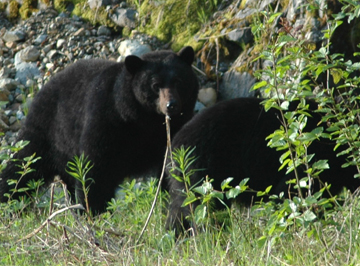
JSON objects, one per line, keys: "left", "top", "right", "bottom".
{"left": 151, "top": 82, "right": 161, "bottom": 91}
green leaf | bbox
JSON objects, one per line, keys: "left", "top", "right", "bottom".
{"left": 278, "top": 34, "right": 297, "bottom": 43}
{"left": 181, "top": 193, "right": 197, "bottom": 207}
{"left": 312, "top": 160, "right": 329, "bottom": 170}
{"left": 265, "top": 185, "right": 272, "bottom": 194}
{"left": 268, "top": 12, "right": 283, "bottom": 23}
{"left": 257, "top": 236, "right": 267, "bottom": 248}
{"left": 279, "top": 158, "right": 291, "bottom": 171}
{"left": 280, "top": 101, "right": 289, "bottom": 110}
{"left": 201, "top": 194, "right": 213, "bottom": 204}
{"left": 304, "top": 210, "right": 317, "bottom": 222}
{"left": 170, "top": 173, "right": 183, "bottom": 183}
{"left": 226, "top": 187, "right": 241, "bottom": 199}
{"left": 257, "top": 186, "right": 272, "bottom": 197}
{"left": 194, "top": 204, "right": 207, "bottom": 223}
{"left": 193, "top": 186, "right": 207, "bottom": 195}
{"left": 298, "top": 132, "right": 317, "bottom": 142}
{"left": 221, "top": 177, "right": 234, "bottom": 191}
{"left": 305, "top": 196, "right": 317, "bottom": 205}
{"left": 330, "top": 68, "right": 343, "bottom": 84}
{"left": 210, "top": 191, "right": 224, "bottom": 200}
{"left": 251, "top": 80, "right": 268, "bottom": 91}
{"left": 239, "top": 178, "right": 249, "bottom": 189}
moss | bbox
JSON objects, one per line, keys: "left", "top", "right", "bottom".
{"left": 134, "top": 0, "right": 221, "bottom": 51}
{"left": 19, "top": 0, "right": 38, "bottom": 19}
{"left": 53, "top": 0, "right": 115, "bottom": 27}
{"left": 40, "top": 0, "right": 52, "bottom": 6}
{"left": 122, "top": 26, "right": 132, "bottom": 37}
{"left": 54, "top": 0, "right": 69, "bottom": 12}
{"left": 239, "top": 0, "right": 247, "bottom": 9}
{"left": 8, "top": 0, "right": 19, "bottom": 19}
{"left": 0, "top": 2, "right": 7, "bottom": 12}
{"left": 75, "top": 5, "right": 116, "bottom": 27}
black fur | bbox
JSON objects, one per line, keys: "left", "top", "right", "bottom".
{"left": 1, "top": 47, "right": 199, "bottom": 212}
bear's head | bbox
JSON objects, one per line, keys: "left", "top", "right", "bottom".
{"left": 124, "top": 46, "right": 199, "bottom": 118}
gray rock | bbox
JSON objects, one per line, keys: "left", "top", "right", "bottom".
{"left": 110, "top": 8, "right": 138, "bottom": 29}
{"left": 16, "top": 109, "right": 25, "bottom": 120}
{"left": 2, "top": 30, "right": 26, "bottom": 42}
{"left": 9, "top": 120, "right": 22, "bottom": 131}
{"left": 15, "top": 62, "right": 41, "bottom": 85}
{"left": 16, "top": 46, "right": 40, "bottom": 63}
{"left": 87, "top": 0, "right": 112, "bottom": 9}
{"left": 2, "top": 57, "right": 13, "bottom": 66}
{"left": 219, "top": 70, "right": 256, "bottom": 100}
{"left": 0, "top": 88, "right": 10, "bottom": 101}
{"left": 47, "top": 50, "right": 59, "bottom": 60}
{"left": 0, "top": 78, "right": 18, "bottom": 91}
{"left": 0, "top": 118, "right": 9, "bottom": 131}
{"left": 236, "top": 0, "right": 276, "bottom": 19}
{"left": 42, "top": 43, "right": 53, "bottom": 54}
{"left": 34, "top": 34, "right": 48, "bottom": 45}
{"left": 226, "top": 28, "right": 253, "bottom": 44}
{"left": 0, "top": 66, "right": 11, "bottom": 79}
{"left": 9, "top": 116, "right": 17, "bottom": 125}
{"left": 235, "top": 8, "right": 257, "bottom": 20}
{"left": 305, "top": 30, "right": 322, "bottom": 44}
{"left": 15, "top": 94, "right": 24, "bottom": 103}
{"left": 194, "top": 101, "right": 206, "bottom": 113}
{"left": 97, "top": 25, "right": 111, "bottom": 36}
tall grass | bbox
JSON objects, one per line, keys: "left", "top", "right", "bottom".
{"left": 0, "top": 177, "right": 359, "bottom": 265}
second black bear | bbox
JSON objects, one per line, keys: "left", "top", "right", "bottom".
{"left": 0, "top": 46, "right": 199, "bottom": 212}
{"left": 166, "top": 97, "right": 360, "bottom": 232}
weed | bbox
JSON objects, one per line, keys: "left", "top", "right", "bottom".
{"left": 66, "top": 153, "right": 94, "bottom": 214}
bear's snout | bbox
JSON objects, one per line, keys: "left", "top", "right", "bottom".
{"left": 166, "top": 99, "right": 180, "bottom": 114}
{"left": 159, "top": 88, "right": 182, "bottom": 116}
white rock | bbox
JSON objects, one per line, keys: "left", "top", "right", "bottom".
{"left": 56, "top": 39, "right": 66, "bottom": 49}
{"left": 198, "top": 87, "right": 217, "bottom": 107}
{"left": 118, "top": 39, "right": 152, "bottom": 58}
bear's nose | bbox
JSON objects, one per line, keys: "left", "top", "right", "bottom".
{"left": 167, "top": 100, "right": 180, "bottom": 115}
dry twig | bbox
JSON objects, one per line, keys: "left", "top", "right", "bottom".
{"left": 136, "top": 115, "right": 173, "bottom": 244}
{"left": 17, "top": 204, "right": 84, "bottom": 243}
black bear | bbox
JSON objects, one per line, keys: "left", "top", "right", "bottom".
{"left": 0, "top": 46, "right": 199, "bottom": 212}
{"left": 166, "top": 97, "right": 360, "bottom": 233}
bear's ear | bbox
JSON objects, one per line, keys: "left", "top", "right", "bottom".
{"left": 177, "top": 46, "right": 194, "bottom": 66}
{"left": 125, "top": 55, "right": 144, "bottom": 75}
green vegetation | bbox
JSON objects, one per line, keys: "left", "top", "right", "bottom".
{"left": 130, "top": 0, "right": 222, "bottom": 51}
{"left": 19, "top": 0, "right": 38, "bottom": 20}
{"left": 8, "top": 0, "right": 19, "bottom": 19}
{"left": 0, "top": 162, "right": 359, "bottom": 265}
{"left": 66, "top": 153, "right": 94, "bottom": 215}
{"left": 53, "top": 0, "right": 116, "bottom": 27}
